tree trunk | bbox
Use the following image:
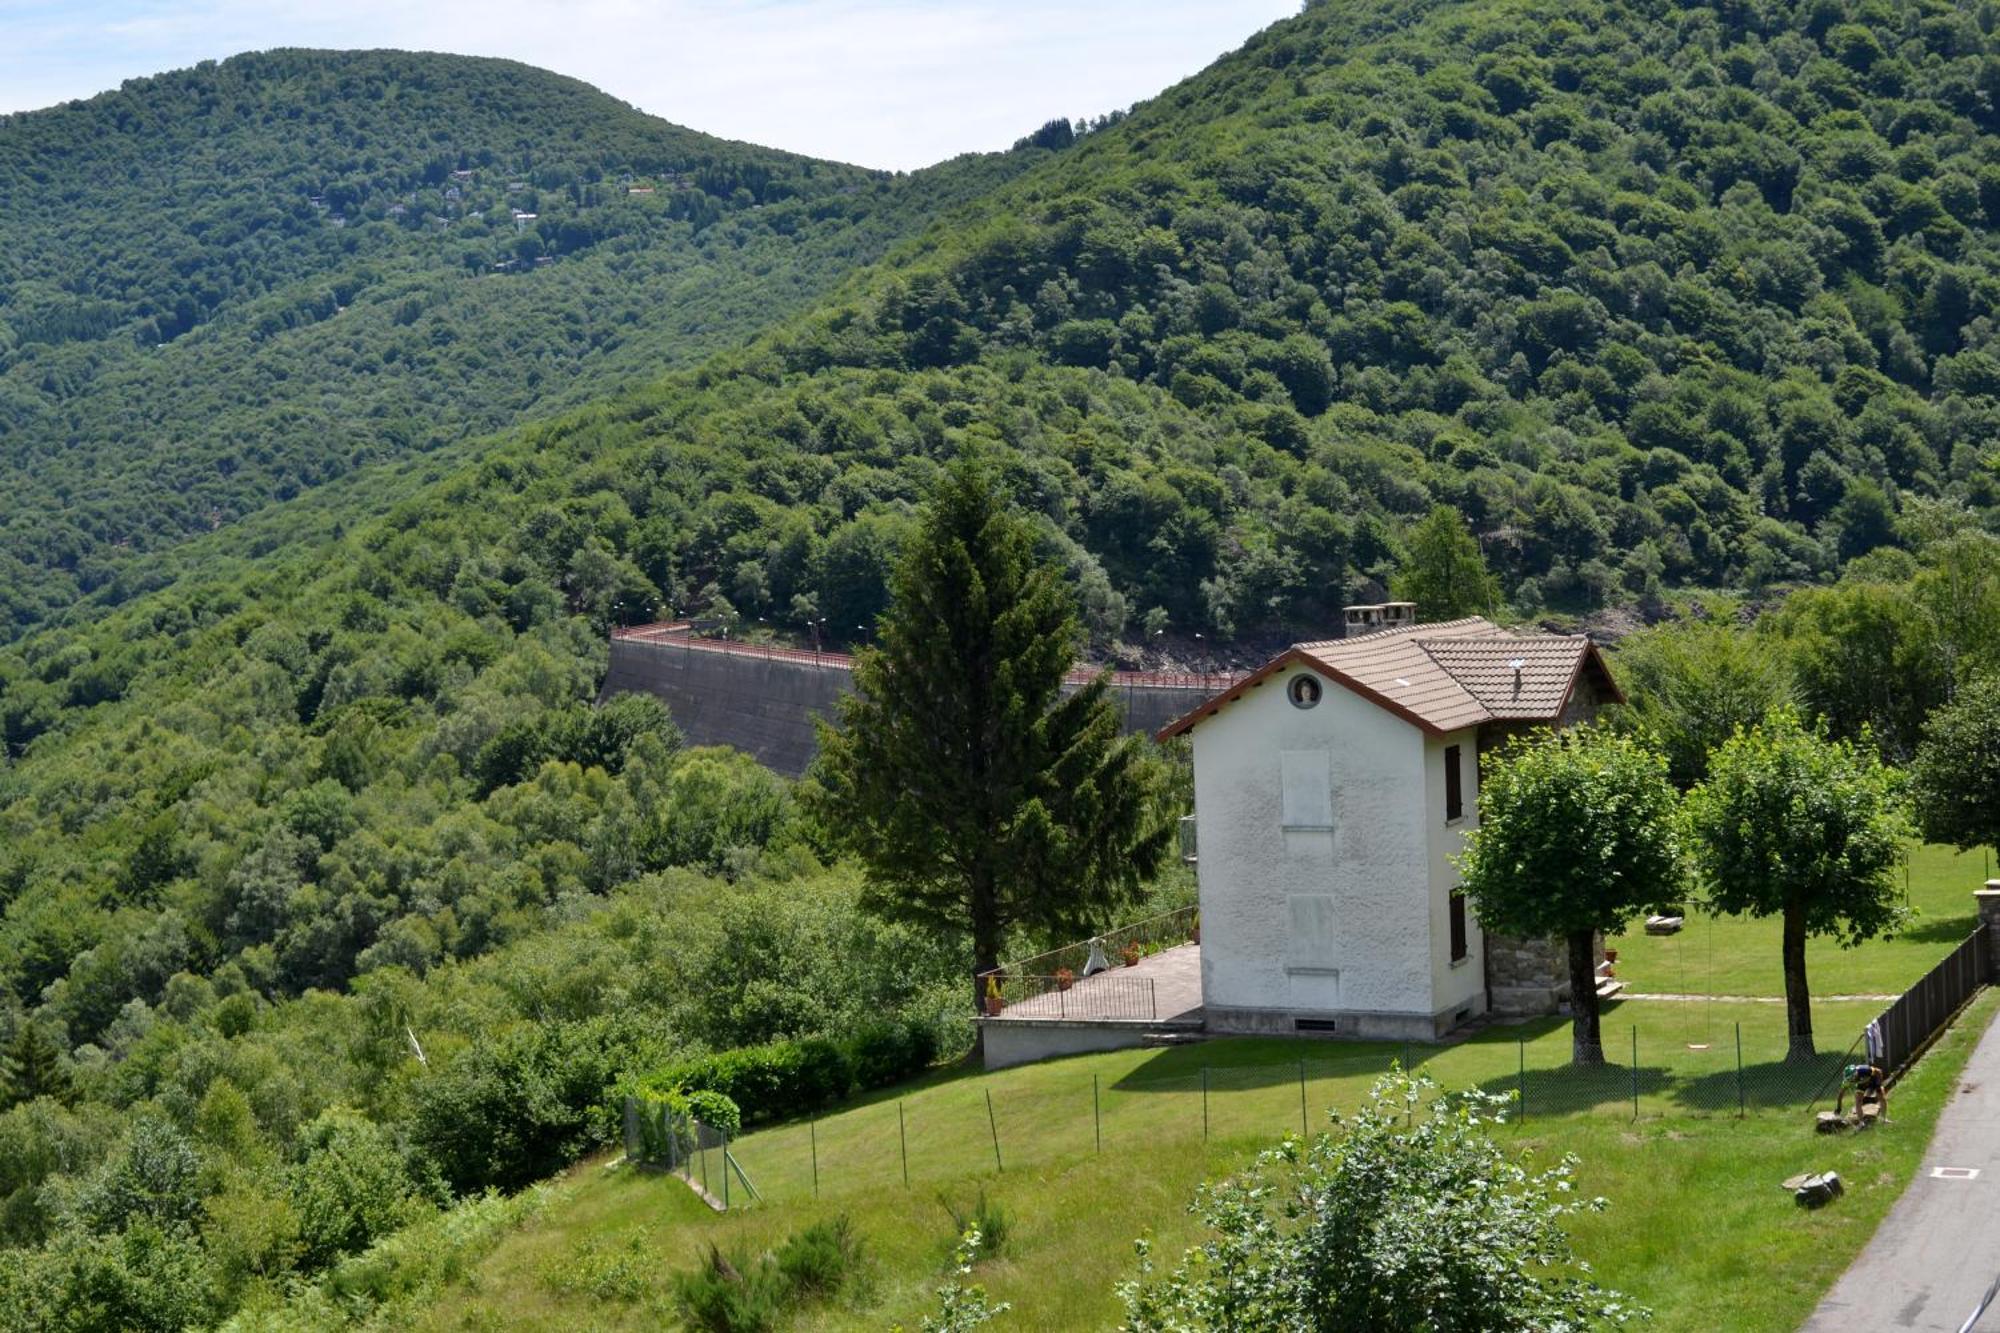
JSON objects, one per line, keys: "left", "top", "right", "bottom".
{"left": 1782, "top": 899, "right": 1815, "bottom": 1062}
{"left": 968, "top": 873, "right": 1002, "bottom": 1062}
{"left": 1567, "top": 928, "right": 1604, "bottom": 1065}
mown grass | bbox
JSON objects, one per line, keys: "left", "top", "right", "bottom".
{"left": 414, "top": 989, "right": 1995, "bottom": 1330}
{"left": 1608, "top": 842, "right": 1990, "bottom": 999}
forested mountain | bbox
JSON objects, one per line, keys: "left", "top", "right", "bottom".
{"left": 11, "top": 0, "right": 2000, "bottom": 1320}
{"left": 0, "top": 49, "right": 1037, "bottom": 637}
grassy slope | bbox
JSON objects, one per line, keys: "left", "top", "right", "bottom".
{"left": 407, "top": 986, "right": 1995, "bottom": 1330}
{"left": 1611, "top": 842, "right": 1989, "bottom": 999}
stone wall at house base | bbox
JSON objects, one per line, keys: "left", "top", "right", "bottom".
{"left": 1483, "top": 931, "right": 1604, "bottom": 1018}
{"left": 1205, "top": 996, "right": 1487, "bottom": 1042}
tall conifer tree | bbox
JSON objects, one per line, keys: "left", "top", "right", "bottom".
{"left": 815, "top": 453, "right": 1176, "bottom": 1015}
{"left": 3, "top": 1022, "right": 72, "bottom": 1107}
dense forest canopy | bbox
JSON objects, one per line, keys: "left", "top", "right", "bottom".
{"left": 0, "top": 49, "right": 1041, "bottom": 639}
{"left": 9, "top": 0, "right": 2000, "bottom": 1320}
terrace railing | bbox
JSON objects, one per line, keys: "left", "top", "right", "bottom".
{"left": 988, "top": 972, "right": 1159, "bottom": 1021}
{"left": 995, "top": 904, "right": 1199, "bottom": 986}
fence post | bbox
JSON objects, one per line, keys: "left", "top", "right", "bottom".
{"left": 1630, "top": 1026, "right": 1639, "bottom": 1121}
{"left": 1735, "top": 1022, "right": 1746, "bottom": 1118}
{"left": 986, "top": 1090, "right": 1003, "bottom": 1173}
{"left": 1202, "top": 1067, "right": 1209, "bottom": 1141}
{"left": 1093, "top": 1074, "right": 1101, "bottom": 1154}
{"left": 1299, "top": 1059, "right": 1309, "bottom": 1139}
{"left": 1150, "top": 977, "right": 1158, "bottom": 1020}
{"left": 810, "top": 1118, "right": 819, "bottom": 1197}
{"left": 898, "top": 1101, "right": 909, "bottom": 1188}
{"left": 1517, "top": 1037, "right": 1527, "bottom": 1123}
{"left": 722, "top": 1129, "right": 730, "bottom": 1209}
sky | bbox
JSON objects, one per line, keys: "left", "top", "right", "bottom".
{"left": 0, "top": 0, "right": 1300, "bottom": 170}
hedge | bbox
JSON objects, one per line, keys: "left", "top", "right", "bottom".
{"left": 628, "top": 1017, "right": 940, "bottom": 1126}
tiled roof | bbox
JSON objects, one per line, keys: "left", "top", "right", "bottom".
{"left": 1157, "top": 617, "right": 1620, "bottom": 738}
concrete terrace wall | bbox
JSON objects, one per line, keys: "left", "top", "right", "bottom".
{"left": 601, "top": 625, "right": 1239, "bottom": 777}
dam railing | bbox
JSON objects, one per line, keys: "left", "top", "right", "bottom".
{"left": 610, "top": 621, "right": 1249, "bottom": 693}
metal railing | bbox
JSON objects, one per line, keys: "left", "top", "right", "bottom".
{"left": 997, "top": 904, "right": 1199, "bottom": 983}
{"left": 988, "top": 972, "right": 1159, "bottom": 1021}
{"left": 609, "top": 622, "right": 1247, "bottom": 693}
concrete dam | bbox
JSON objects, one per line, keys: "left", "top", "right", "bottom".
{"left": 601, "top": 623, "right": 1244, "bottom": 776}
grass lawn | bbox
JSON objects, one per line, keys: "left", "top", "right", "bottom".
{"left": 1609, "top": 842, "right": 1991, "bottom": 999}
{"left": 411, "top": 990, "right": 1997, "bottom": 1331}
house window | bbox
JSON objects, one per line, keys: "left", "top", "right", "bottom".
{"left": 1444, "top": 744, "right": 1464, "bottom": 823}
{"left": 1288, "top": 673, "right": 1322, "bottom": 709}
{"left": 1280, "top": 750, "right": 1333, "bottom": 830}
{"left": 1449, "top": 892, "right": 1469, "bottom": 963}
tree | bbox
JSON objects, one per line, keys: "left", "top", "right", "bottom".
{"left": 814, "top": 453, "right": 1176, "bottom": 1017}
{"left": 1910, "top": 675, "right": 2000, "bottom": 855}
{"left": 1685, "top": 711, "right": 1909, "bottom": 1061}
{"left": 1457, "top": 727, "right": 1682, "bottom": 1064}
{"left": 1118, "top": 1070, "right": 1642, "bottom": 1332}
{"left": 1392, "top": 506, "right": 1500, "bottom": 621}
{"left": 1611, "top": 620, "right": 1794, "bottom": 788}
{"left": 1, "top": 1024, "right": 71, "bottom": 1108}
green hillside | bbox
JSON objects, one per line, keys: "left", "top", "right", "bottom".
{"left": 0, "top": 48, "right": 1036, "bottom": 637}
{"left": 8, "top": 0, "right": 2000, "bottom": 1321}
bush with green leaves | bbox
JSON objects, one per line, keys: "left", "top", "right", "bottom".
{"left": 287, "top": 1107, "right": 429, "bottom": 1271}
{"left": 846, "top": 1016, "right": 941, "bottom": 1091}
{"left": 1118, "top": 1071, "right": 1643, "bottom": 1332}
{"left": 644, "top": 1036, "right": 854, "bottom": 1126}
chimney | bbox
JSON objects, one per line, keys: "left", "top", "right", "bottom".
{"left": 1343, "top": 602, "right": 1418, "bottom": 637}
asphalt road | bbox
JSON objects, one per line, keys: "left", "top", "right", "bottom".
{"left": 1802, "top": 1008, "right": 2000, "bottom": 1332}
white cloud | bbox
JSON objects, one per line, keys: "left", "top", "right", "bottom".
{"left": 0, "top": 0, "right": 1300, "bottom": 169}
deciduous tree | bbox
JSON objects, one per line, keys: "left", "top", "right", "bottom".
{"left": 1457, "top": 727, "right": 1682, "bottom": 1065}
{"left": 1392, "top": 506, "right": 1500, "bottom": 621}
{"left": 1910, "top": 674, "right": 2000, "bottom": 856}
{"left": 1612, "top": 621, "right": 1794, "bottom": 788}
{"left": 1685, "top": 711, "right": 1909, "bottom": 1061}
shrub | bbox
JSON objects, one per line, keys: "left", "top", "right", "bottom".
{"left": 939, "top": 1188, "right": 1009, "bottom": 1259}
{"left": 675, "top": 1244, "right": 788, "bottom": 1333}
{"left": 645, "top": 1036, "right": 853, "bottom": 1125}
{"left": 772, "top": 1215, "right": 863, "bottom": 1299}
{"left": 673, "top": 1217, "right": 864, "bottom": 1333}
{"left": 846, "top": 1015, "right": 939, "bottom": 1091}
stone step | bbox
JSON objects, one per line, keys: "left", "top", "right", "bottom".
{"left": 1596, "top": 978, "right": 1626, "bottom": 1001}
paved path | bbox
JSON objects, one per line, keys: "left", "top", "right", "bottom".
{"left": 1802, "top": 1005, "right": 2000, "bottom": 1332}
{"left": 1621, "top": 992, "right": 1900, "bottom": 1004}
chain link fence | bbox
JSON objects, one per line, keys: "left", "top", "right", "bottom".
{"left": 631, "top": 935, "right": 1992, "bottom": 1215}
{"left": 681, "top": 1017, "right": 1882, "bottom": 1212}
{"left": 622, "top": 1098, "right": 761, "bottom": 1209}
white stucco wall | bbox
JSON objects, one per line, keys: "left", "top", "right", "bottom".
{"left": 1424, "top": 729, "right": 1486, "bottom": 1020}
{"left": 1191, "top": 666, "right": 1436, "bottom": 1029}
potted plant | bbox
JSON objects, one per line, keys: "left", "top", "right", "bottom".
{"left": 982, "top": 973, "right": 1005, "bottom": 1016}
{"left": 1121, "top": 941, "right": 1143, "bottom": 968}
{"left": 1054, "top": 967, "right": 1075, "bottom": 992}
{"left": 1603, "top": 947, "right": 1619, "bottom": 964}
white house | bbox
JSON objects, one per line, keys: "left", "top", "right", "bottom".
{"left": 1157, "top": 607, "right": 1621, "bottom": 1040}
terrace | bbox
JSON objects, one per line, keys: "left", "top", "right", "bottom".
{"left": 978, "top": 906, "right": 1204, "bottom": 1068}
